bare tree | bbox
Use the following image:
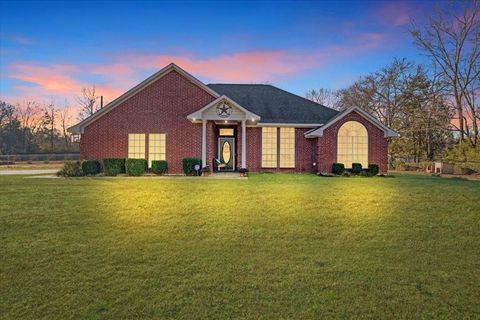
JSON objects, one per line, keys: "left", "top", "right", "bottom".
{"left": 43, "top": 104, "right": 57, "bottom": 151}
{"left": 336, "top": 59, "right": 453, "bottom": 162}
{"left": 58, "top": 105, "right": 71, "bottom": 149}
{"left": 77, "top": 86, "right": 99, "bottom": 120}
{"left": 409, "top": 0, "right": 480, "bottom": 146}
{"left": 16, "top": 100, "right": 43, "bottom": 133}
{"left": 16, "top": 101, "right": 43, "bottom": 152}
{"left": 337, "top": 58, "right": 414, "bottom": 129}
{"left": 0, "top": 101, "right": 16, "bottom": 127}
{"left": 305, "top": 88, "right": 341, "bottom": 109}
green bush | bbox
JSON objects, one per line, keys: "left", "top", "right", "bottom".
{"left": 152, "top": 160, "right": 168, "bottom": 175}
{"left": 57, "top": 161, "right": 84, "bottom": 177}
{"left": 445, "top": 143, "right": 480, "bottom": 162}
{"left": 332, "top": 163, "right": 345, "bottom": 175}
{"left": 103, "top": 158, "right": 126, "bottom": 176}
{"left": 82, "top": 160, "right": 101, "bottom": 175}
{"left": 368, "top": 164, "right": 379, "bottom": 176}
{"left": 125, "top": 158, "right": 147, "bottom": 176}
{"left": 182, "top": 157, "right": 202, "bottom": 175}
{"left": 351, "top": 163, "right": 362, "bottom": 174}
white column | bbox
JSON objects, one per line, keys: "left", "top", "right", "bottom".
{"left": 202, "top": 120, "right": 207, "bottom": 168}
{"left": 241, "top": 119, "right": 247, "bottom": 168}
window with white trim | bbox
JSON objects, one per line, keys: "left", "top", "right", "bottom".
{"left": 262, "top": 127, "right": 277, "bottom": 168}
{"left": 128, "top": 134, "right": 146, "bottom": 159}
{"left": 148, "top": 134, "right": 166, "bottom": 167}
{"left": 337, "top": 121, "right": 368, "bottom": 168}
{"left": 280, "top": 127, "right": 295, "bottom": 168}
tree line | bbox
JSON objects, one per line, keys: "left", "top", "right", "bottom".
{"left": 0, "top": 86, "right": 102, "bottom": 155}
{"left": 306, "top": 1, "right": 479, "bottom": 164}
{"left": 0, "top": 100, "right": 76, "bottom": 154}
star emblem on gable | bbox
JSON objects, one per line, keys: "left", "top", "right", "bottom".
{"left": 216, "top": 101, "right": 232, "bottom": 118}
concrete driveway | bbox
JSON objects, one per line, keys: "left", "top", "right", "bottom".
{"left": 0, "top": 169, "right": 59, "bottom": 175}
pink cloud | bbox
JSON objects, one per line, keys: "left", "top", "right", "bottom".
{"left": 152, "top": 50, "right": 318, "bottom": 82}
{"left": 3, "top": 50, "right": 321, "bottom": 106}
{"left": 9, "top": 64, "right": 82, "bottom": 93}
{"left": 2, "top": 32, "right": 386, "bottom": 110}
{"left": 375, "top": 1, "right": 416, "bottom": 27}
{"left": 5, "top": 62, "right": 124, "bottom": 106}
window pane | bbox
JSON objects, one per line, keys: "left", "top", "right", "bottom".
{"left": 128, "top": 133, "right": 146, "bottom": 159}
{"left": 280, "top": 127, "right": 295, "bottom": 168}
{"left": 262, "top": 127, "right": 277, "bottom": 168}
{"left": 337, "top": 121, "right": 368, "bottom": 168}
{"left": 148, "top": 133, "right": 166, "bottom": 167}
{"left": 219, "top": 128, "right": 234, "bottom": 136}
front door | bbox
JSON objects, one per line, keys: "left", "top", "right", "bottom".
{"left": 218, "top": 137, "right": 235, "bottom": 171}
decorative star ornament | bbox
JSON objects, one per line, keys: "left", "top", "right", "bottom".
{"left": 216, "top": 101, "right": 232, "bottom": 118}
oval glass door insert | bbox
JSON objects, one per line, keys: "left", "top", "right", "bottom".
{"left": 222, "top": 141, "right": 231, "bottom": 164}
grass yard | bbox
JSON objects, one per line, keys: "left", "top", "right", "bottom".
{"left": 1, "top": 173, "right": 479, "bottom": 319}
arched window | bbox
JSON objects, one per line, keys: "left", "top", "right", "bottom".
{"left": 337, "top": 121, "right": 368, "bottom": 168}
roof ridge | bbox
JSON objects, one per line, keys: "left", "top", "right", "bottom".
{"left": 207, "top": 83, "right": 272, "bottom": 86}
{"left": 207, "top": 83, "right": 338, "bottom": 113}
{"left": 267, "top": 85, "right": 337, "bottom": 112}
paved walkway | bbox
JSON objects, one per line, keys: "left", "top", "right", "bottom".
{"left": 0, "top": 169, "right": 59, "bottom": 175}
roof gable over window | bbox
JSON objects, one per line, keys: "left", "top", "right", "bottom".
{"left": 305, "top": 107, "right": 400, "bottom": 138}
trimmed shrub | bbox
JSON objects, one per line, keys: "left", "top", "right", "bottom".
{"left": 125, "top": 158, "right": 147, "bottom": 176}
{"left": 351, "top": 163, "right": 362, "bottom": 174}
{"left": 57, "top": 161, "right": 84, "bottom": 177}
{"left": 152, "top": 160, "right": 168, "bottom": 175}
{"left": 103, "top": 158, "right": 126, "bottom": 176}
{"left": 82, "top": 160, "right": 101, "bottom": 175}
{"left": 332, "top": 163, "right": 345, "bottom": 175}
{"left": 368, "top": 164, "right": 379, "bottom": 176}
{"left": 182, "top": 157, "right": 202, "bottom": 175}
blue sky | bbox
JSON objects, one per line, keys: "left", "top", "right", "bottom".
{"left": 0, "top": 0, "right": 454, "bottom": 106}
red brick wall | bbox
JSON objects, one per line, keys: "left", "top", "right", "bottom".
{"left": 316, "top": 110, "right": 388, "bottom": 173}
{"left": 80, "top": 70, "right": 216, "bottom": 173}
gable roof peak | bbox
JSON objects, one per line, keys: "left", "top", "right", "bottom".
{"left": 304, "top": 106, "right": 400, "bottom": 138}
{"left": 68, "top": 63, "right": 219, "bottom": 133}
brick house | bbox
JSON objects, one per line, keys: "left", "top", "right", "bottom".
{"left": 68, "top": 63, "right": 398, "bottom": 174}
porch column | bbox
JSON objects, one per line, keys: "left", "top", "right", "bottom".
{"left": 202, "top": 120, "right": 207, "bottom": 167}
{"left": 241, "top": 119, "right": 246, "bottom": 168}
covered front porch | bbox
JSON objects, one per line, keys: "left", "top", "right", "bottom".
{"left": 187, "top": 95, "right": 260, "bottom": 172}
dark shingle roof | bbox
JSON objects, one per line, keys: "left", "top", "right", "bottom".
{"left": 207, "top": 84, "right": 338, "bottom": 124}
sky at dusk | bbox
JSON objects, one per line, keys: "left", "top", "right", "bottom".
{"left": 0, "top": 0, "right": 460, "bottom": 109}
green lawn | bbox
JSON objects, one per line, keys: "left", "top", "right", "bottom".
{"left": 1, "top": 173, "right": 479, "bottom": 319}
